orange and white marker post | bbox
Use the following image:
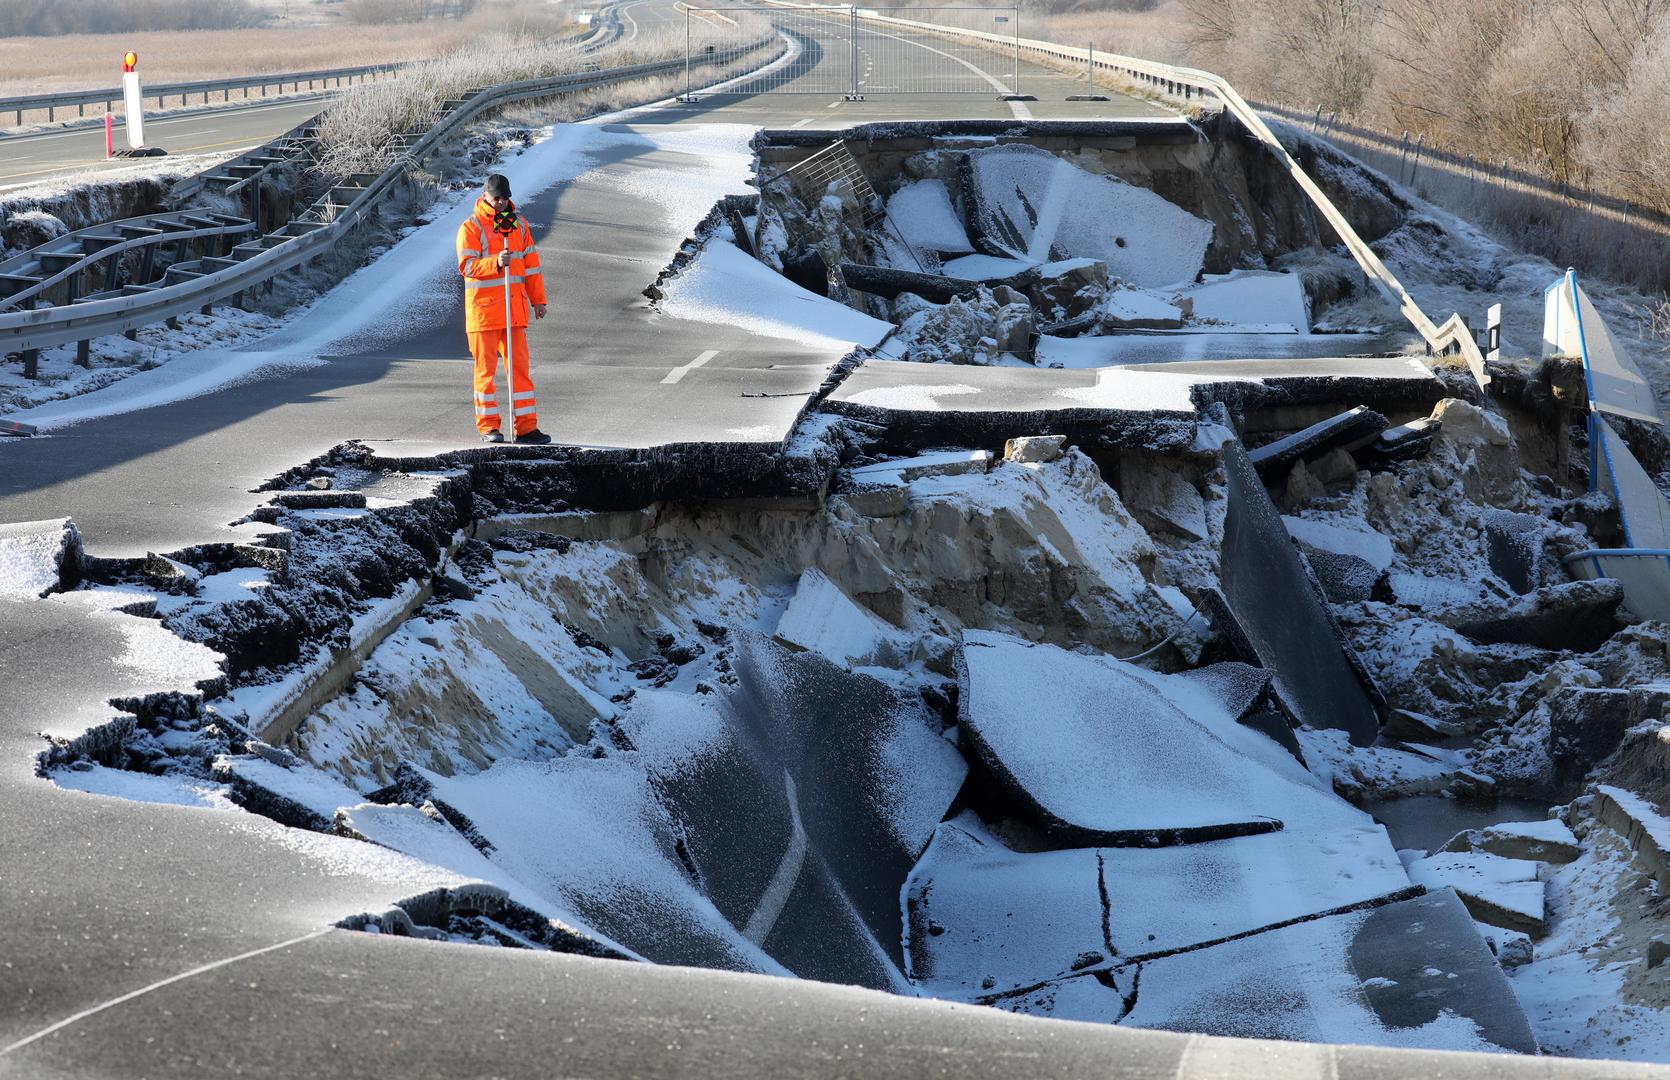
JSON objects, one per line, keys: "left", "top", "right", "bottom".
{"left": 121, "top": 50, "right": 145, "bottom": 152}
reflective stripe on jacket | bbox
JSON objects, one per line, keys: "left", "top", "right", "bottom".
{"left": 456, "top": 196, "right": 548, "bottom": 332}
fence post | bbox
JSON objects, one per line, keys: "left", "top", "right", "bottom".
{"left": 852, "top": 7, "right": 861, "bottom": 100}
{"left": 1311, "top": 104, "right": 1322, "bottom": 132}
{"left": 1409, "top": 133, "right": 1425, "bottom": 186}
{"left": 1013, "top": 9, "right": 1020, "bottom": 96}
{"left": 1397, "top": 132, "right": 1410, "bottom": 184}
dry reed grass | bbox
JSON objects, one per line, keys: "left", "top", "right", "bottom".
{"left": 312, "top": 18, "right": 771, "bottom": 178}
{"left": 0, "top": 0, "right": 577, "bottom": 97}
{"left": 1038, "top": 2, "right": 1187, "bottom": 63}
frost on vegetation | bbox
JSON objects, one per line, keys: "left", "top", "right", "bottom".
{"left": 313, "top": 22, "right": 766, "bottom": 180}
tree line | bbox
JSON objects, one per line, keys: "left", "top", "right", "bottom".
{"left": 1179, "top": 0, "right": 1670, "bottom": 213}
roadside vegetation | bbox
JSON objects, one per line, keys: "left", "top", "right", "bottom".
{"left": 312, "top": 18, "right": 769, "bottom": 178}
{"left": 0, "top": 0, "right": 583, "bottom": 98}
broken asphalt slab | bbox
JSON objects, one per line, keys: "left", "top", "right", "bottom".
{"left": 1221, "top": 441, "right": 1382, "bottom": 744}
{"left": 953, "top": 629, "right": 1368, "bottom": 845}
{"left": 1122, "top": 888, "right": 1540, "bottom": 1055}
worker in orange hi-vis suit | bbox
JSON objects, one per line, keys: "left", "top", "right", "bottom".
{"left": 456, "top": 173, "right": 551, "bottom": 444}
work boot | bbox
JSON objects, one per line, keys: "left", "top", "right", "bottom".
{"left": 480, "top": 430, "right": 504, "bottom": 444}
{"left": 516, "top": 429, "right": 552, "bottom": 445}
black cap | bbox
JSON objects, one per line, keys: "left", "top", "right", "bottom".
{"left": 485, "top": 173, "right": 511, "bottom": 198}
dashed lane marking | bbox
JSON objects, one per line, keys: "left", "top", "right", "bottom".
{"left": 661, "top": 349, "right": 719, "bottom": 385}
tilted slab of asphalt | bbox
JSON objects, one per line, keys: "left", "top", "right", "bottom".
{"left": 8, "top": 21, "right": 1654, "bottom": 1080}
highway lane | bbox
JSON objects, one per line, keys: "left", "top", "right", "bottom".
{"left": 0, "top": 96, "right": 329, "bottom": 191}
{"left": 0, "top": 13, "right": 1270, "bottom": 1080}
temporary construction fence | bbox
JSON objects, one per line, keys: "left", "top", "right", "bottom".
{"left": 683, "top": 6, "right": 1020, "bottom": 99}
{"left": 1548, "top": 271, "right": 1670, "bottom": 621}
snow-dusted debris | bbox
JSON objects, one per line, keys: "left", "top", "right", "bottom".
{"left": 964, "top": 144, "right": 1211, "bottom": 288}
{"left": 773, "top": 568, "right": 908, "bottom": 668}
{"left": 1407, "top": 851, "right": 1546, "bottom": 935}
{"left": 1172, "top": 270, "right": 1308, "bottom": 332}
{"left": 1123, "top": 889, "right": 1540, "bottom": 1054}
{"left": 940, "top": 253, "right": 1033, "bottom": 281}
{"left": 903, "top": 817, "right": 1107, "bottom": 999}
{"left": 214, "top": 751, "right": 368, "bottom": 830}
{"left": 904, "top": 813, "right": 1411, "bottom": 1001}
{"left": 659, "top": 237, "right": 894, "bottom": 351}
{"left": 1480, "top": 819, "right": 1582, "bottom": 864}
{"left": 429, "top": 749, "right": 787, "bottom": 975}
{"left": 1221, "top": 441, "right": 1381, "bottom": 745}
{"left": 1101, "top": 283, "right": 1183, "bottom": 329}
{"left": 1282, "top": 515, "right": 1396, "bottom": 573}
{"left": 955, "top": 629, "right": 1365, "bottom": 843}
{"left": 884, "top": 178, "right": 973, "bottom": 256}
{"left": 0, "top": 518, "right": 80, "bottom": 598}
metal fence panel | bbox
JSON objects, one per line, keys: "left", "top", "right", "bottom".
{"left": 687, "top": 6, "right": 1018, "bottom": 96}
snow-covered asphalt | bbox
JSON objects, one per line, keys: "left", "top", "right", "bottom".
{"left": 10, "top": 9, "right": 1661, "bottom": 1080}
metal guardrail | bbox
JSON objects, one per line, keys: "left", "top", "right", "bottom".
{"left": 764, "top": 2, "right": 1491, "bottom": 388}
{"left": 1253, "top": 99, "right": 1670, "bottom": 236}
{"left": 0, "top": 64, "right": 402, "bottom": 129}
{"left": 0, "top": 209, "right": 254, "bottom": 313}
{"left": 2, "top": 5, "right": 626, "bottom": 131}
{"left": 0, "top": 35, "right": 782, "bottom": 360}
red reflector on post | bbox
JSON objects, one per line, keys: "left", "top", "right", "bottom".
{"left": 123, "top": 51, "right": 138, "bottom": 73}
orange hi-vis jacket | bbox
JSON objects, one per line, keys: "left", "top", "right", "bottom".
{"left": 456, "top": 196, "right": 547, "bottom": 332}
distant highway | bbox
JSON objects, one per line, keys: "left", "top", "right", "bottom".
{"left": 0, "top": 96, "right": 328, "bottom": 191}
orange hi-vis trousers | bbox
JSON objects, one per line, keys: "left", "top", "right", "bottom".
{"left": 469, "top": 326, "right": 537, "bottom": 436}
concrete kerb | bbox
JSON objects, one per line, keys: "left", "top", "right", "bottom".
{"left": 1593, "top": 785, "right": 1670, "bottom": 890}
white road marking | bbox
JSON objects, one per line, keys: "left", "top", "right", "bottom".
{"left": 743, "top": 770, "right": 808, "bottom": 945}
{"left": 790, "top": 118, "right": 814, "bottom": 129}
{"left": 661, "top": 348, "right": 719, "bottom": 385}
{"left": 0, "top": 928, "right": 333, "bottom": 1056}
{"left": 826, "top": 101, "right": 841, "bottom": 108}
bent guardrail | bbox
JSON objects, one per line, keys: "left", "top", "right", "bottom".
{"left": 765, "top": 2, "right": 1490, "bottom": 388}
{"left": 0, "top": 36, "right": 781, "bottom": 361}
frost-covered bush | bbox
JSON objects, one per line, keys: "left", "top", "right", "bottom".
{"left": 314, "top": 20, "right": 770, "bottom": 180}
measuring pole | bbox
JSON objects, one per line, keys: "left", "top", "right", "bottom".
{"left": 121, "top": 50, "right": 145, "bottom": 151}
{"left": 1086, "top": 43, "right": 1093, "bottom": 93}
{"left": 685, "top": 9, "right": 692, "bottom": 99}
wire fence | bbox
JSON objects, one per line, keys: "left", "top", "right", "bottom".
{"left": 685, "top": 6, "right": 1018, "bottom": 97}
{"left": 1256, "top": 99, "right": 1670, "bottom": 296}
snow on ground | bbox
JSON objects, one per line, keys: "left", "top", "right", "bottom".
{"left": 940, "top": 253, "right": 1034, "bottom": 281}
{"left": 1173, "top": 271, "right": 1309, "bottom": 332}
{"left": 1509, "top": 827, "right": 1670, "bottom": 1062}
{"left": 1103, "top": 283, "right": 1183, "bottom": 325}
{"left": 1031, "top": 331, "right": 1389, "bottom": 368}
{"left": 1282, "top": 514, "right": 1395, "bottom": 572}
{"left": 53, "top": 764, "right": 239, "bottom": 809}
{"left": 1121, "top": 899, "right": 1510, "bottom": 1053}
{"left": 1407, "top": 850, "right": 1545, "bottom": 924}
{"left": 0, "top": 112, "right": 760, "bottom": 431}
{"left": 965, "top": 144, "right": 1212, "bottom": 288}
{"left": 884, "top": 178, "right": 972, "bottom": 256}
{"left": 659, "top": 236, "right": 893, "bottom": 350}
{"left": 958, "top": 628, "right": 1365, "bottom": 836}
